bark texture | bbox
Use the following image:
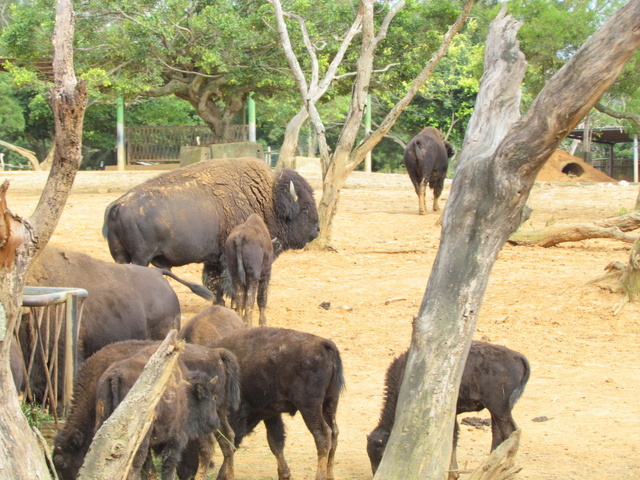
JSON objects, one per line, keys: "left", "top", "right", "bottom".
{"left": 77, "top": 331, "right": 182, "bottom": 480}
{"left": 0, "top": 0, "right": 87, "bottom": 478}
{"left": 375, "top": 3, "right": 640, "bottom": 479}
{"left": 509, "top": 211, "right": 640, "bottom": 247}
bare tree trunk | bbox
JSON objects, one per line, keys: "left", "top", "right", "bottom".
{"left": 0, "top": 0, "right": 87, "bottom": 478}
{"left": 78, "top": 331, "right": 182, "bottom": 480}
{"left": 376, "top": 2, "right": 640, "bottom": 478}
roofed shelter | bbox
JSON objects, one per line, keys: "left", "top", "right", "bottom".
{"left": 567, "top": 126, "right": 639, "bottom": 181}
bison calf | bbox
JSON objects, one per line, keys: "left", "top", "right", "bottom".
{"left": 95, "top": 352, "right": 220, "bottom": 480}
{"left": 178, "top": 305, "right": 245, "bottom": 345}
{"left": 367, "top": 341, "right": 530, "bottom": 479}
{"left": 209, "top": 327, "right": 345, "bottom": 480}
{"left": 53, "top": 340, "right": 240, "bottom": 480}
{"left": 224, "top": 213, "right": 279, "bottom": 326}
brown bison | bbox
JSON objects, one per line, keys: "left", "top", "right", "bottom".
{"left": 224, "top": 213, "right": 279, "bottom": 326}
{"left": 102, "top": 157, "right": 319, "bottom": 304}
{"left": 178, "top": 305, "right": 245, "bottom": 346}
{"left": 20, "top": 245, "right": 211, "bottom": 408}
{"left": 53, "top": 340, "right": 240, "bottom": 480}
{"left": 24, "top": 245, "right": 209, "bottom": 361}
{"left": 403, "top": 127, "right": 455, "bottom": 214}
{"left": 367, "top": 341, "right": 530, "bottom": 479}
{"left": 206, "top": 327, "right": 345, "bottom": 480}
{"left": 95, "top": 352, "right": 221, "bottom": 480}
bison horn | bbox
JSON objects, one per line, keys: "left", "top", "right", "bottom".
{"left": 289, "top": 181, "right": 298, "bottom": 202}
{"left": 210, "top": 375, "right": 219, "bottom": 385}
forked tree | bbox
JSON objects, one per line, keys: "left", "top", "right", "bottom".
{"left": 374, "top": 2, "right": 640, "bottom": 479}
{"left": 0, "top": 1, "right": 181, "bottom": 478}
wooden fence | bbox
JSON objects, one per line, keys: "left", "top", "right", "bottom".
{"left": 125, "top": 125, "right": 249, "bottom": 164}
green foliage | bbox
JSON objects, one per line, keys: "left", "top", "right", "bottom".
{"left": 21, "top": 402, "right": 54, "bottom": 428}
{"left": 507, "top": 0, "right": 623, "bottom": 99}
{"left": 0, "top": 75, "right": 25, "bottom": 137}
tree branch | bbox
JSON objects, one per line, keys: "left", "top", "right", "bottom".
{"left": 0, "top": 140, "right": 40, "bottom": 171}
{"left": 594, "top": 101, "right": 640, "bottom": 128}
{"left": 349, "top": 0, "right": 475, "bottom": 171}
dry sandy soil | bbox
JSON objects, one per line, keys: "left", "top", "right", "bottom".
{"left": 3, "top": 161, "right": 640, "bottom": 480}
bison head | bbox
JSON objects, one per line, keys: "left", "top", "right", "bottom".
{"left": 366, "top": 428, "right": 390, "bottom": 474}
{"left": 273, "top": 169, "right": 319, "bottom": 250}
{"left": 53, "top": 429, "right": 85, "bottom": 480}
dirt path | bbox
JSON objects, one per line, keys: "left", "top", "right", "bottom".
{"left": 4, "top": 170, "right": 640, "bottom": 479}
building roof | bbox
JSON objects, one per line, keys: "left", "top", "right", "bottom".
{"left": 567, "top": 126, "right": 636, "bottom": 145}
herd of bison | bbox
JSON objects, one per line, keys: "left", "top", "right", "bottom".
{"left": 5, "top": 158, "right": 640, "bottom": 480}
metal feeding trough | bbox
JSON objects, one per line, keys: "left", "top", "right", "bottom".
{"left": 18, "top": 286, "right": 88, "bottom": 419}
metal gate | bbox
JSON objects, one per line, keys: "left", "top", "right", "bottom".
{"left": 15, "top": 287, "right": 87, "bottom": 420}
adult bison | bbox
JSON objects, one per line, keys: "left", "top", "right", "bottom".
{"left": 367, "top": 341, "right": 530, "bottom": 479}
{"left": 24, "top": 245, "right": 192, "bottom": 362}
{"left": 102, "top": 157, "right": 319, "bottom": 303}
{"left": 403, "top": 126, "right": 455, "bottom": 214}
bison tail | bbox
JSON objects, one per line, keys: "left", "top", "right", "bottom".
{"left": 102, "top": 202, "right": 117, "bottom": 239}
{"left": 325, "top": 341, "right": 346, "bottom": 396}
{"left": 509, "top": 354, "right": 531, "bottom": 409}
{"left": 220, "top": 349, "right": 241, "bottom": 411}
{"left": 160, "top": 269, "right": 214, "bottom": 301}
{"left": 236, "top": 239, "right": 246, "bottom": 286}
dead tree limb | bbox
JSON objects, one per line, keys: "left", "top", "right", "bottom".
{"left": 509, "top": 211, "right": 640, "bottom": 247}
{"left": 591, "top": 236, "right": 640, "bottom": 314}
{"left": 77, "top": 331, "right": 183, "bottom": 480}
{"left": 467, "top": 430, "right": 521, "bottom": 480}
{"left": 0, "top": 140, "right": 41, "bottom": 171}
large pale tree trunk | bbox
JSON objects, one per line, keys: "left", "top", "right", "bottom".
{"left": 375, "top": 2, "right": 640, "bottom": 479}
{"left": 0, "top": 0, "right": 87, "bottom": 478}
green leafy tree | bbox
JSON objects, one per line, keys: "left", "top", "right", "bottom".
{"left": 1, "top": 0, "right": 292, "bottom": 142}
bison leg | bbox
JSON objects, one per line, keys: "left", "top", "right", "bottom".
{"left": 489, "top": 412, "right": 517, "bottom": 451}
{"left": 417, "top": 179, "right": 428, "bottom": 215}
{"left": 193, "top": 434, "right": 216, "bottom": 480}
{"left": 448, "top": 419, "right": 460, "bottom": 480}
{"left": 202, "top": 264, "right": 227, "bottom": 306}
{"left": 257, "top": 277, "right": 270, "bottom": 326}
{"left": 243, "top": 278, "right": 260, "bottom": 327}
{"left": 214, "top": 420, "right": 237, "bottom": 480}
{"left": 264, "top": 415, "right": 291, "bottom": 480}
{"left": 431, "top": 176, "right": 445, "bottom": 212}
{"left": 323, "top": 401, "right": 339, "bottom": 480}
{"left": 299, "top": 406, "right": 334, "bottom": 480}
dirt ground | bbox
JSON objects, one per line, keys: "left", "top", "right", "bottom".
{"left": 3, "top": 164, "right": 640, "bottom": 480}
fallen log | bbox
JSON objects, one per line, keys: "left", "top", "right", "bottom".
{"left": 508, "top": 211, "right": 640, "bottom": 247}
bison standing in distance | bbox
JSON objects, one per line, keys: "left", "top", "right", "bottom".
{"left": 367, "top": 341, "right": 530, "bottom": 479}
{"left": 102, "top": 157, "right": 319, "bottom": 303}
{"left": 403, "top": 126, "right": 455, "bottom": 214}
